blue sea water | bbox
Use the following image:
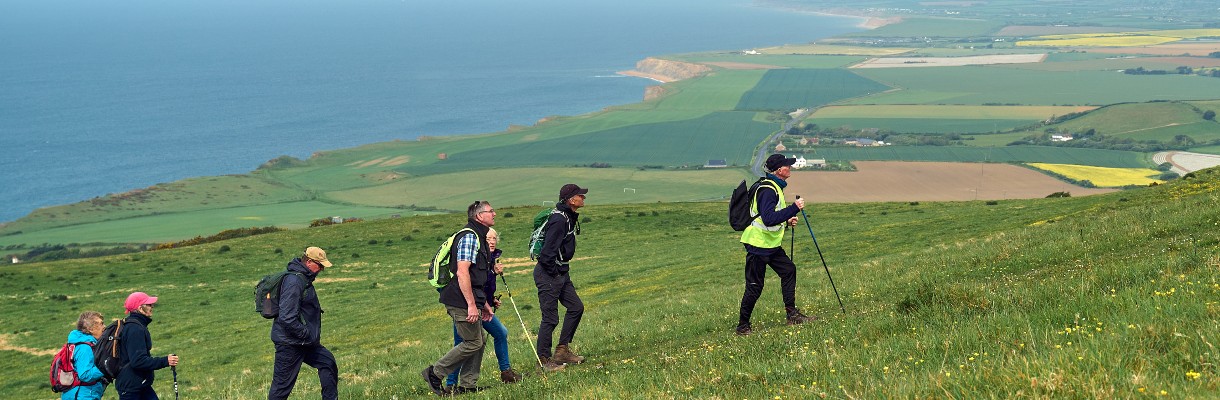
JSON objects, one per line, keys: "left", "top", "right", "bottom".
{"left": 0, "top": 0, "right": 860, "bottom": 223}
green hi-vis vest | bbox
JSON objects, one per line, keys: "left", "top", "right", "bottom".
{"left": 740, "top": 179, "right": 786, "bottom": 248}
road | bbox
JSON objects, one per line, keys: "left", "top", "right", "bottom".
{"left": 752, "top": 108, "right": 813, "bottom": 176}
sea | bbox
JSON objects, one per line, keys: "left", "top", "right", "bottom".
{"left": 0, "top": 0, "right": 861, "bottom": 223}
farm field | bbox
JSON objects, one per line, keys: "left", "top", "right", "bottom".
{"left": 787, "top": 161, "right": 1116, "bottom": 202}
{"left": 323, "top": 167, "right": 751, "bottom": 211}
{"left": 672, "top": 53, "right": 872, "bottom": 68}
{"left": 847, "top": 66, "right": 1220, "bottom": 106}
{"left": 1026, "top": 163, "right": 1163, "bottom": 187}
{"left": 1086, "top": 42, "right": 1220, "bottom": 56}
{"left": 840, "top": 16, "right": 1004, "bottom": 38}
{"left": 0, "top": 201, "right": 412, "bottom": 247}
{"left": 1048, "top": 102, "right": 1220, "bottom": 142}
{"left": 809, "top": 105, "right": 1094, "bottom": 119}
{"left": 3, "top": 168, "right": 1217, "bottom": 398}
{"left": 805, "top": 117, "right": 1032, "bottom": 134}
{"left": 800, "top": 146, "right": 1148, "bottom": 168}
{"left": 734, "top": 69, "right": 891, "bottom": 111}
{"left": 850, "top": 53, "right": 1046, "bottom": 68}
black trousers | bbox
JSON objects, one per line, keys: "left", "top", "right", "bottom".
{"left": 118, "top": 387, "right": 158, "bottom": 400}
{"left": 738, "top": 248, "right": 797, "bottom": 326}
{"left": 534, "top": 267, "right": 584, "bottom": 358}
{"left": 269, "top": 343, "right": 339, "bottom": 400}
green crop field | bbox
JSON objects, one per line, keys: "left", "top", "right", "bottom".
{"left": 735, "top": 69, "right": 891, "bottom": 111}
{"left": 801, "top": 145, "right": 1148, "bottom": 168}
{"left": 848, "top": 66, "right": 1220, "bottom": 106}
{"left": 806, "top": 117, "right": 1034, "bottom": 134}
{"left": 1049, "top": 102, "right": 1220, "bottom": 143}
{"left": 402, "top": 112, "right": 776, "bottom": 177}
{"left": 323, "top": 167, "right": 751, "bottom": 212}
{"left": 643, "top": 70, "right": 767, "bottom": 111}
{"left": 0, "top": 201, "right": 412, "bottom": 247}
{"left": 804, "top": 105, "right": 1085, "bottom": 134}
{"left": 3, "top": 167, "right": 1218, "bottom": 398}
{"left": 964, "top": 132, "right": 1036, "bottom": 147}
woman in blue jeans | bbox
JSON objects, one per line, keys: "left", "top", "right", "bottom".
{"left": 447, "top": 228, "right": 523, "bottom": 387}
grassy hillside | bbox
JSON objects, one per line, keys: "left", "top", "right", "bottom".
{"left": 3, "top": 167, "right": 1217, "bottom": 398}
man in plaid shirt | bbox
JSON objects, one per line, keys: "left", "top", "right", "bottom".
{"left": 422, "top": 201, "right": 497, "bottom": 395}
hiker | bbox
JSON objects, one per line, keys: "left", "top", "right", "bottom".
{"left": 269, "top": 247, "right": 339, "bottom": 400}
{"left": 115, "top": 292, "right": 179, "bottom": 400}
{"left": 60, "top": 311, "right": 106, "bottom": 400}
{"left": 445, "top": 227, "right": 524, "bottom": 388}
{"left": 421, "top": 201, "right": 497, "bottom": 395}
{"left": 735, "top": 154, "right": 817, "bottom": 336}
{"left": 534, "top": 184, "right": 587, "bottom": 367}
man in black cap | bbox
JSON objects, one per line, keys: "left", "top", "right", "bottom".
{"left": 736, "top": 154, "right": 816, "bottom": 336}
{"left": 534, "top": 183, "right": 588, "bottom": 367}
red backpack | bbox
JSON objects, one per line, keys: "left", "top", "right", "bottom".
{"left": 49, "top": 341, "right": 98, "bottom": 393}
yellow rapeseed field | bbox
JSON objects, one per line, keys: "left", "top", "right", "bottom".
{"left": 1028, "top": 163, "right": 1164, "bottom": 187}
{"left": 1017, "top": 35, "right": 1179, "bottom": 47}
{"left": 1017, "top": 28, "right": 1220, "bottom": 47}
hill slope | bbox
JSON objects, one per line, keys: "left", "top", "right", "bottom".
{"left": 2, "top": 168, "right": 1217, "bottom": 398}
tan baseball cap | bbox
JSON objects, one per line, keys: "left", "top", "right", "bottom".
{"left": 304, "top": 246, "right": 333, "bottom": 268}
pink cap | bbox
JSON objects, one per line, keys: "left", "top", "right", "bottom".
{"left": 124, "top": 292, "right": 158, "bottom": 312}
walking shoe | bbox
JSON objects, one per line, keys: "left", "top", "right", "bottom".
{"left": 500, "top": 368, "right": 523, "bottom": 383}
{"left": 553, "top": 344, "right": 585, "bottom": 364}
{"left": 453, "top": 386, "right": 487, "bottom": 394}
{"left": 539, "top": 356, "right": 566, "bottom": 372}
{"left": 786, "top": 307, "right": 818, "bottom": 325}
{"left": 735, "top": 324, "right": 752, "bottom": 336}
{"left": 420, "top": 366, "right": 445, "bottom": 396}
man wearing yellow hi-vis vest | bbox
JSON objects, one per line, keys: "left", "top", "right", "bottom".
{"left": 736, "top": 154, "right": 817, "bottom": 336}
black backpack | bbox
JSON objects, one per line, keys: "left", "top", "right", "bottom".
{"left": 93, "top": 319, "right": 127, "bottom": 381}
{"left": 255, "top": 270, "right": 306, "bottom": 318}
{"left": 728, "top": 178, "right": 765, "bottom": 231}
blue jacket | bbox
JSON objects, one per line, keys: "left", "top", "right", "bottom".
{"left": 271, "top": 258, "right": 323, "bottom": 346}
{"left": 61, "top": 329, "right": 105, "bottom": 400}
{"left": 115, "top": 313, "right": 170, "bottom": 394}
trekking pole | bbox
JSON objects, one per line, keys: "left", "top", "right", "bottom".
{"left": 789, "top": 225, "right": 795, "bottom": 261}
{"left": 499, "top": 272, "right": 547, "bottom": 374}
{"left": 795, "top": 196, "right": 845, "bottom": 313}
{"left": 171, "top": 363, "right": 179, "bottom": 400}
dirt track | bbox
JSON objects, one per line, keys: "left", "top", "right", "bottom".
{"left": 785, "top": 161, "right": 1117, "bottom": 203}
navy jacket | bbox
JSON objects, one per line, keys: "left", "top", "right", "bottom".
{"left": 115, "top": 313, "right": 169, "bottom": 394}
{"left": 271, "top": 258, "right": 323, "bottom": 346}
{"left": 537, "top": 203, "right": 579, "bottom": 276}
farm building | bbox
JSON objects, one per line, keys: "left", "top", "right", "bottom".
{"left": 705, "top": 159, "right": 728, "bottom": 168}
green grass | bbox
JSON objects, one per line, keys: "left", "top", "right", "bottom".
{"left": 801, "top": 145, "right": 1149, "bottom": 167}
{"left": 1049, "top": 102, "right": 1220, "bottom": 143}
{"left": 848, "top": 66, "right": 1220, "bottom": 106}
{"left": 0, "top": 201, "right": 412, "bottom": 247}
{"left": 964, "top": 132, "right": 1037, "bottom": 147}
{"left": 808, "top": 118, "right": 1036, "bottom": 134}
{"left": 4, "top": 167, "right": 1219, "bottom": 398}
{"left": 735, "top": 69, "right": 891, "bottom": 111}
{"left": 323, "top": 167, "right": 753, "bottom": 211}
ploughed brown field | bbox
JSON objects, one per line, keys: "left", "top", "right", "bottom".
{"left": 784, "top": 161, "right": 1118, "bottom": 203}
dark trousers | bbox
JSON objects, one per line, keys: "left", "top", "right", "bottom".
{"left": 534, "top": 267, "right": 584, "bottom": 358}
{"left": 738, "top": 248, "right": 797, "bottom": 326}
{"left": 118, "top": 387, "right": 158, "bottom": 400}
{"left": 269, "top": 343, "right": 339, "bottom": 400}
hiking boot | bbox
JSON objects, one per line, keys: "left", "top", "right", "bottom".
{"left": 786, "top": 307, "right": 818, "bottom": 325}
{"left": 539, "top": 356, "right": 566, "bottom": 372}
{"left": 553, "top": 344, "right": 585, "bottom": 364}
{"left": 420, "top": 366, "right": 444, "bottom": 396}
{"left": 500, "top": 368, "right": 523, "bottom": 383}
{"left": 735, "top": 324, "right": 753, "bottom": 336}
